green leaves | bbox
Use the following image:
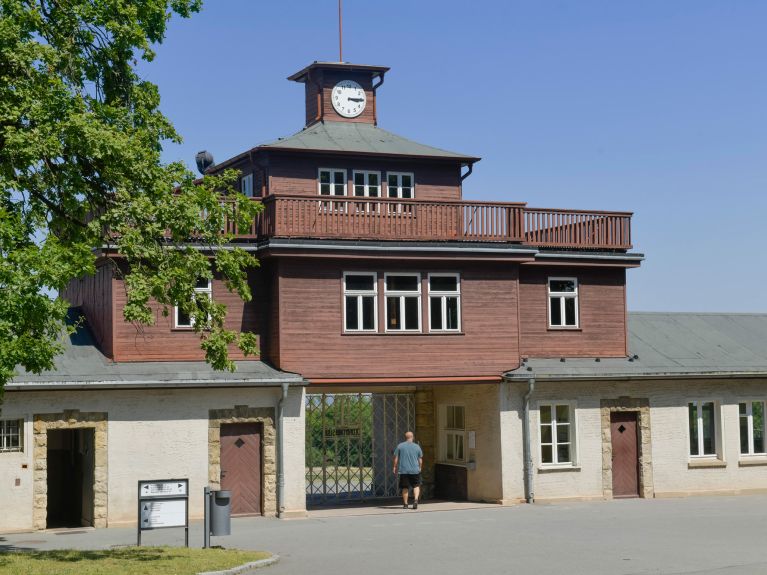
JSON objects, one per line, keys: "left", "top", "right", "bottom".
{"left": 0, "top": 0, "right": 260, "bottom": 389}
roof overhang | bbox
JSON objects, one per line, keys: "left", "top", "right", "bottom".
{"left": 288, "top": 61, "right": 390, "bottom": 82}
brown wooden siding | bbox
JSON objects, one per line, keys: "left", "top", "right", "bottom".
{"left": 304, "top": 69, "right": 377, "bottom": 125}
{"left": 62, "top": 263, "right": 114, "bottom": 359}
{"left": 268, "top": 153, "right": 462, "bottom": 201}
{"left": 274, "top": 259, "right": 520, "bottom": 379}
{"left": 111, "top": 270, "right": 263, "bottom": 362}
{"left": 518, "top": 266, "right": 627, "bottom": 358}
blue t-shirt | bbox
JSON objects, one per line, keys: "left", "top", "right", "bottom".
{"left": 394, "top": 441, "right": 423, "bottom": 474}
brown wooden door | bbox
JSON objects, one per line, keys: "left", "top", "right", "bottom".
{"left": 610, "top": 411, "right": 640, "bottom": 498}
{"left": 220, "top": 423, "right": 262, "bottom": 515}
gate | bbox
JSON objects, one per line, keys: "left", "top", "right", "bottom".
{"left": 306, "top": 393, "right": 415, "bottom": 505}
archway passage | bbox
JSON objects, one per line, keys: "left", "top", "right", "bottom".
{"left": 46, "top": 428, "right": 95, "bottom": 528}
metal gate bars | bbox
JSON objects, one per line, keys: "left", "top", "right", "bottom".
{"left": 305, "top": 393, "right": 415, "bottom": 505}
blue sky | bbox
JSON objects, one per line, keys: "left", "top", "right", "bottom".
{"left": 143, "top": 1, "right": 767, "bottom": 313}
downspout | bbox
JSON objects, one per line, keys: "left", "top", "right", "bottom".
{"left": 459, "top": 162, "right": 474, "bottom": 198}
{"left": 522, "top": 376, "right": 535, "bottom": 503}
{"left": 277, "top": 382, "right": 289, "bottom": 517}
{"left": 372, "top": 72, "right": 385, "bottom": 126}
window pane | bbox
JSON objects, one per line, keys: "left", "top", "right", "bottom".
{"left": 402, "top": 174, "right": 412, "bottom": 187}
{"left": 540, "top": 405, "right": 552, "bottom": 424}
{"left": 386, "top": 297, "right": 401, "bottom": 330}
{"left": 557, "top": 423, "right": 570, "bottom": 443}
{"left": 430, "top": 275, "right": 458, "bottom": 292}
{"left": 739, "top": 403, "right": 747, "bottom": 415}
{"left": 195, "top": 277, "right": 210, "bottom": 289}
{"left": 333, "top": 183, "right": 345, "bottom": 196}
{"left": 354, "top": 172, "right": 365, "bottom": 186}
{"left": 404, "top": 297, "right": 419, "bottom": 330}
{"left": 447, "top": 436, "right": 454, "bottom": 460}
{"left": 361, "top": 296, "right": 375, "bottom": 331}
{"left": 176, "top": 308, "right": 191, "bottom": 327}
{"left": 688, "top": 403, "right": 699, "bottom": 456}
{"left": 540, "top": 425, "right": 552, "bottom": 443}
{"left": 556, "top": 405, "right": 570, "bottom": 423}
{"left": 401, "top": 187, "right": 412, "bottom": 199}
{"left": 549, "top": 279, "right": 576, "bottom": 293}
{"left": 456, "top": 435, "right": 464, "bottom": 461}
{"left": 550, "top": 297, "right": 562, "bottom": 326}
{"left": 557, "top": 444, "right": 571, "bottom": 463}
{"left": 354, "top": 185, "right": 365, "bottom": 196}
{"left": 320, "top": 183, "right": 330, "bottom": 195}
{"left": 369, "top": 173, "right": 379, "bottom": 186}
{"left": 345, "top": 296, "right": 358, "bottom": 330}
{"left": 388, "top": 174, "right": 397, "bottom": 187}
{"left": 320, "top": 171, "right": 330, "bottom": 184}
{"left": 345, "top": 274, "right": 375, "bottom": 292}
{"left": 754, "top": 402, "right": 765, "bottom": 453}
{"left": 430, "top": 297, "right": 442, "bottom": 330}
{"left": 702, "top": 402, "right": 715, "bottom": 455}
{"left": 386, "top": 275, "right": 419, "bottom": 292}
{"left": 740, "top": 410, "right": 750, "bottom": 454}
{"left": 369, "top": 185, "right": 379, "bottom": 198}
{"left": 541, "top": 445, "right": 553, "bottom": 464}
{"left": 333, "top": 171, "right": 344, "bottom": 182}
{"left": 564, "top": 298, "right": 577, "bottom": 326}
{"left": 446, "top": 297, "right": 459, "bottom": 330}
{"left": 454, "top": 406, "right": 465, "bottom": 429}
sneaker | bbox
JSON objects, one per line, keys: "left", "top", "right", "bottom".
{"left": 413, "top": 500, "right": 418, "bottom": 510}
{"left": 403, "top": 504, "right": 408, "bottom": 509}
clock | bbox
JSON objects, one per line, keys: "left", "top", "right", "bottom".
{"left": 331, "top": 80, "right": 366, "bottom": 118}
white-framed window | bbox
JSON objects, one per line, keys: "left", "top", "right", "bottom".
{"left": 739, "top": 401, "right": 766, "bottom": 456}
{"left": 440, "top": 405, "right": 466, "bottom": 464}
{"left": 548, "top": 277, "right": 579, "bottom": 328}
{"left": 384, "top": 273, "right": 421, "bottom": 332}
{"left": 352, "top": 171, "right": 381, "bottom": 197}
{"left": 318, "top": 168, "right": 347, "bottom": 196}
{"left": 0, "top": 419, "right": 23, "bottom": 453}
{"left": 387, "top": 172, "right": 414, "bottom": 199}
{"left": 539, "top": 403, "right": 575, "bottom": 465}
{"left": 343, "top": 272, "right": 377, "bottom": 332}
{"left": 428, "top": 273, "right": 461, "bottom": 332}
{"left": 241, "top": 173, "right": 254, "bottom": 198}
{"left": 688, "top": 400, "right": 721, "bottom": 457}
{"left": 174, "top": 277, "right": 213, "bottom": 329}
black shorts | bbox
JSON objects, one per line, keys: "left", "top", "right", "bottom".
{"left": 399, "top": 473, "right": 422, "bottom": 489}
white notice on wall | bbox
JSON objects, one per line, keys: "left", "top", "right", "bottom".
{"left": 468, "top": 431, "right": 476, "bottom": 449}
{"left": 139, "top": 480, "right": 188, "bottom": 497}
{"left": 140, "top": 499, "right": 186, "bottom": 528}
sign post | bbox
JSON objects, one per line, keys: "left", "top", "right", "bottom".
{"left": 137, "top": 478, "right": 189, "bottom": 547}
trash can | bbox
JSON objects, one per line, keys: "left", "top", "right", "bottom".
{"left": 209, "top": 490, "right": 231, "bottom": 536}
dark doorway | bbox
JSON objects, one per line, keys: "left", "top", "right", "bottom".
{"left": 220, "top": 423, "right": 262, "bottom": 516}
{"left": 610, "top": 411, "right": 640, "bottom": 498}
{"left": 46, "top": 428, "right": 95, "bottom": 528}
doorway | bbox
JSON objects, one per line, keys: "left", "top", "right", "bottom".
{"left": 610, "top": 411, "right": 640, "bottom": 498}
{"left": 220, "top": 422, "right": 263, "bottom": 516}
{"left": 46, "top": 428, "right": 95, "bottom": 528}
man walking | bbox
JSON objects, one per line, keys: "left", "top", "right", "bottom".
{"left": 393, "top": 431, "right": 423, "bottom": 510}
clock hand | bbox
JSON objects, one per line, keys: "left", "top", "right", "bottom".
{"left": 347, "top": 97, "right": 364, "bottom": 102}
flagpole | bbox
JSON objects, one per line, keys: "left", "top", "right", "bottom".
{"left": 338, "top": 0, "right": 343, "bottom": 62}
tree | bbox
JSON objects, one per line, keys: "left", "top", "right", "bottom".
{"left": 0, "top": 0, "right": 261, "bottom": 395}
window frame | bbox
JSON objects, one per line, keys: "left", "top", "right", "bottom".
{"left": 538, "top": 401, "right": 577, "bottom": 467}
{"left": 439, "top": 404, "right": 466, "bottom": 465}
{"left": 351, "top": 170, "right": 381, "bottom": 198}
{"left": 687, "top": 399, "right": 723, "bottom": 459}
{"left": 739, "top": 400, "right": 767, "bottom": 456}
{"left": 240, "top": 173, "right": 254, "bottom": 198}
{"left": 383, "top": 272, "right": 422, "bottom": 333}
{"left": 0, "top": 419, "right": 24, "bottom": 453}
{"left": 342, "top": 272, "right": 378, "bottom": 333}
{"left": 174, "top": 278, "right": 213, "bottom": 329}
{"left": 428, "top": 273, "right": 461, "bottom": 333}
{"left": 386, "top": 172, "right": 415, "bottom": 200}
{"left": 318, "top": 167, "right": 348, "bottom": 197}
{"left": 547, "top": 277, "right": 579, "bottom": 329}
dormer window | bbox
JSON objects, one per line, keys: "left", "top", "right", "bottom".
{"left": 319, "top": 168, "right": 347, "bottom": 196}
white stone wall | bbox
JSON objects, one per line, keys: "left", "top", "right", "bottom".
{"left": 501, "top": 378, "right": 767, "bottom": 502}
{"left": 0, "top": 386, "right": 306, "bottom": 532}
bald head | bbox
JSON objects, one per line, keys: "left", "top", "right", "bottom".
{"left": 404, "top": 431, "right": 414, "bottom": 442}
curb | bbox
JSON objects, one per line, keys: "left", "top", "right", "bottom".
{"left": 198, "top": 554, "right": 280, "bottom": 575}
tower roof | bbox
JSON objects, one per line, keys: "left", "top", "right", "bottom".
{"left": 288, "top": 61, "right": 390, "bottom": 82}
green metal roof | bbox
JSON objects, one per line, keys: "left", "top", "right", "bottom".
{"left": 258, "top": 121, "right": 480, "bottom": 164}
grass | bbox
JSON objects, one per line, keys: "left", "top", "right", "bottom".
{"left": 0, "top": 546, "right": 271, "bottom": 575}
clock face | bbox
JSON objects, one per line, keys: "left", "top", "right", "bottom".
{"left": 331, "top": 80, "right": 367, "bottom": 118}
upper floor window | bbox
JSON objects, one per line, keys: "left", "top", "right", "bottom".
{"left": 0, "top": 419, "right": 23, "bottom": 453}
{"left": 353, "top": 171, "right": 380, "bottom": 197}
{"left": 175, "top": 277, "right": 212, "bottom": 329}
{"left": 343, "top": 273, "right": 377, "bottom": 332}
{"left": 539, "top": 403, "right": 574, "bottom": 465}
{"left": 241, "top": 173, "right": 253, "bottom": 198}
{"left": 441, "top": 405, "right": 466, "bottom": 464}
{"left": 429, "top": 274, "right": 461, "bottom": 332}
{"left": 384, "top": 274, "right": 421, "bottom": 332}
{"left": 319, "top": 168, "right": 347, "bottom": 196}
{"left": 739, "top": 401, "right": 766, "bottom": 456}
{"left": 548, "top": 278, "right": 578, "bottom": 328}
{"left": 387, "top": 172, "right": 414, "bottom": 199}
{"left": 688, "top": 400, "right": 720, "bottom": 457}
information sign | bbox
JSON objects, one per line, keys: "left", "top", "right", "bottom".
{"left": 137, "top": 478, "right": 189, "bottom": 547}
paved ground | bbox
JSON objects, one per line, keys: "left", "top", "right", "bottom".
{"left": 3, "top": 495, "right": 767, "bottom": 574}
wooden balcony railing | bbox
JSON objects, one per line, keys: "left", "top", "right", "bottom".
{"left": 224, "top": 195, "right": 632, "bottom": 250}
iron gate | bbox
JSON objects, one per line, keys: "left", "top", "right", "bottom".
{"left": 306, "top": 393, "right": 415, "bottom": 505}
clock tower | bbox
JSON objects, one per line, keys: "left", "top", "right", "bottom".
{"left": 288, "top": 62, "right": 389, "bottom": 127}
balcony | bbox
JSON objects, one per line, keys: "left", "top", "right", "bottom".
{"left": 228, "top": 195, "right": 633, "bottom": 251}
